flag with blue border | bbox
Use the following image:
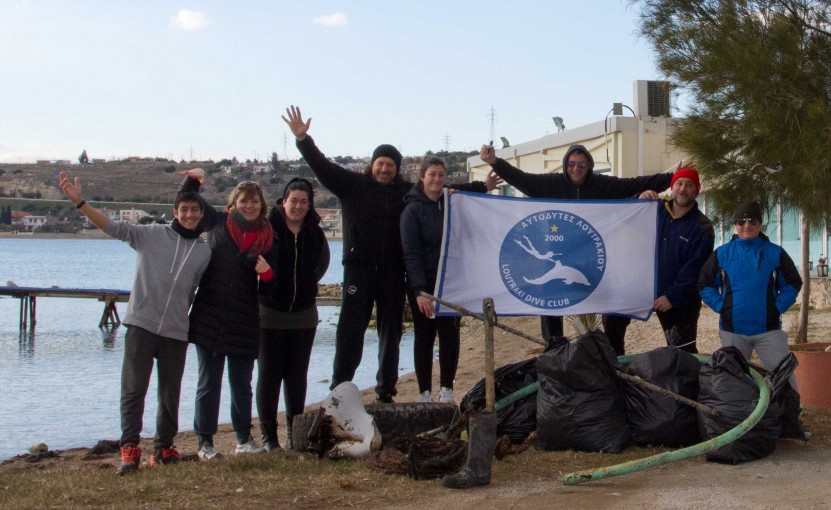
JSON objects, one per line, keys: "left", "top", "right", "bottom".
{"left": 435, "top": 191, "right": 659, "bottom": 319}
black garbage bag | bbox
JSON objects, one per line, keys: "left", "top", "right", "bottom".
{"left": 699, "top": 346, "right": 797, "bottom": 464}
{"left": 621, "top": 347, "right": 701, "bottom": 447}
{"left": 536, "top": 330, "right": 631, "bottom": 452}
{"left": 460, "top": 357, "right": 538, "bottom": 444}
{"left": 746, "top": 355, "right": 806, "bottom": 440}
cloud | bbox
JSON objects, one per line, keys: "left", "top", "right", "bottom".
{"left": 169, "top": 9, "right": 211, "bottom": 31}
{"left": 313, "top": 12, "right": 348, "bottom": 27}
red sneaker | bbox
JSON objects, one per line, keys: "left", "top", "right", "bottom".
{"left": 117, "top": 444, "right": 141, "bottom": 476}
{"left": 149, "top": 446, "right": 183, "bottom": 467}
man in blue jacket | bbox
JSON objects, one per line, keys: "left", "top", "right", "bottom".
{"left": 699, "top": 202, "right": 802, "bottom": 386}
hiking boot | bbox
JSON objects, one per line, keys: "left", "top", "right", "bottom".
{"left": 375, "top": 393, "right": 395, "bottom": 404}
{"left": 117, "top": 443, "right": 141, "bottom": 476}
{"left": 439, "top": 387, "right": 455, "bottom": 404}
{"left": 197, "top": 443, "right": 223, "bottom": 461}
{"left": 234, "top": 438, "right": 266, "bottom": 455}
{"left": 417, "top": 390, "right": 432, "bottom": 403}
{"left": 149, "top": 446, "right": 182, "bottom": 467}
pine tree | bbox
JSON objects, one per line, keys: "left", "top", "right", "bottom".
{"left": 634, "top": 0, "right": 831, "bottom": 342}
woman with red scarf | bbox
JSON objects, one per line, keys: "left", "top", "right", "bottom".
{"left": 179, "top": 169, "right": 276, "bottom": 460}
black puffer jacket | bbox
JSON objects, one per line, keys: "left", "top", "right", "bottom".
{"left": 258, "top": 201, "right": 330, "bottom": 313}
{"left": 400, "top": 184, "right": 486, "bottom": 293}
{"left": 182, "top": 178, "right": 276, "bottom": 359}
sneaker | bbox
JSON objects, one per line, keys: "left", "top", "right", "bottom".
{"left": 234, "top": 438, "right": 266, "bottom": 455}
{"left": 117, "top": 443, "right": 141, "bottom": 476}
{"left": 197, "top": 443, "right": 223, "bottom": 461}
{"left": 417, "top": 390, "right": 432, "bottom": 403}
{"left": 439, "top": 387, "right": 455, "bottom": 404}
{"left": 149, "top": 446, "right": 182, "bottom": 467}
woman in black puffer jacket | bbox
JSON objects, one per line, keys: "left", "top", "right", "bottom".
{"left": 257, "top": 178, "right": 329, "bottom": 451}
{"left": 180, "top": 170, "right": 276, "bottom": 459}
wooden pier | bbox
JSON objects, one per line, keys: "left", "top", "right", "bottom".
{"left": 0, "top": 286, "right": 130, "bottom": 331}
{"left": 1, "top": 286, "right": 344, "bottom": 332}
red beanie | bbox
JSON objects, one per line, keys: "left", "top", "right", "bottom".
{"left": 671, "top": 167, "right": 700, "bottom": 192}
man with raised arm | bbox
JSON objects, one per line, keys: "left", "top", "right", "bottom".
{"left": 479, "top": 143, "right": 678, "bottom": 351}
{"left": 283, "top": 106, "right": 497, "bottom": 403}
{"left": 59, "top": 172, "right": 211, "bottom": 475}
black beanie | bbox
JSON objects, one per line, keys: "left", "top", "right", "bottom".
{"left": 371, "top": 144, "right": 402, "bottom": 171}
{"left": 733, "top": 202, "right": 763, "bottom": 223}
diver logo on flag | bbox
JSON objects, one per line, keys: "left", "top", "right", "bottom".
{"left": 499, "top": 210, "right": 606, "bottom": 310}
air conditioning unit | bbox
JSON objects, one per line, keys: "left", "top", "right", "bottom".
{"left": 633, "top": 80, "right": 672, "bottom": 118}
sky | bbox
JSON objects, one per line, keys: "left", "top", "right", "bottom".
{"left": 1, "top": 0, "right": 667, "bottom": 163}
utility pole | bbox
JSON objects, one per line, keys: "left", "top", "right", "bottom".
{"left": 443, "top": 133, "right": 452, "bottom": 152}
{"left": 282, "top": 133, "right": 289, "bottom": 161}
{"left": 487, "top": 106, "right": 497, "bottom": 144}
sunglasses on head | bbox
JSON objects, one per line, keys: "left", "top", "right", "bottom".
{"left": 566, "top": 161, "right": 588, "bottom": 170}
{"left": 735, "top": 218, "right": 760, "bottom": 227}
{"left": 236, "top": 180, "right": 261, "bottom": 189}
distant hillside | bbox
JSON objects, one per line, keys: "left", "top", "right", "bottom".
{"left": 0, "top": 161, "right": 334, "bottom": 208}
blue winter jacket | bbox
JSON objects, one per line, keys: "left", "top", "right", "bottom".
{"left": 698, "top": 233, "right": 802, "bottom": 335}
{"left": 656, "top": 200, "right": 714, "bottom": 309}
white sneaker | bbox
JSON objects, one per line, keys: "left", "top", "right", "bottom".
{"left": 439, "top": 387, "right": 454, "bottom": 404}
{"left": 417, "top": 390, "right": 432, "bottom": 403}
{"left": 197, "top": 443, "right": 223, "bottom": 461}
{"left": 234, "top": 438, "right": 266, "bottom": 455}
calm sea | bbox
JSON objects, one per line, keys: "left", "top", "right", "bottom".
{"left": 0, "top": 238, "right": 414, "bottom": 461}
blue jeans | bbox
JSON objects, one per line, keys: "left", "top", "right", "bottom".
{"left": 193, "top": 344, "right": 256, "bottom": 445}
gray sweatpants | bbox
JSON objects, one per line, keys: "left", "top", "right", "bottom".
{"left": 719, "top": 329, "right": 798, "bottom": 391}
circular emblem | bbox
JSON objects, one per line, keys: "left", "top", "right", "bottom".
{"left": 498, "top": 210, "right": 606, "bottom": 310}
{"left": 346, "top": 285, "right": 358, "bottom": 295}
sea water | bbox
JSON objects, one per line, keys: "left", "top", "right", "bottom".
{"left": 0, "top": 238, "right": 414, "bottom": 461}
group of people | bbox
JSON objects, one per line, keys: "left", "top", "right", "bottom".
{"left": 59, "top": 104, "right": 804, "bottom": 476}
{"left": 60, "top": 167, "right": 329, "bottom": 475}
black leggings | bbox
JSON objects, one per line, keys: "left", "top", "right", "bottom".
{"left": 407, "top": 288, "right": 461, "bottom": 392}
{"left": 256, "top": 327, "right": 316, "bottom": 429}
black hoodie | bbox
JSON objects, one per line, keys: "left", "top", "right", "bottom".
{"left": 490, "top": 144, "right": 673, "bottom": 200}
{"left": 258, "top": 178, "right": 330, "bottom": 313}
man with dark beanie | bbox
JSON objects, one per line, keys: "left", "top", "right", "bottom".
{"left": 479, "top": 142, "right": 678, "bottom": 350}
{"left": 282, "top": 106, "right": 484, "bottom": 402}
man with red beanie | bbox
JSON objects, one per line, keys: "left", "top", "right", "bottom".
{"left": 604, "top": 167, "right": 714, "bottom": 353}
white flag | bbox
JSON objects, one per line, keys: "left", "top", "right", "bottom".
{"left": 435, "top": 191, "right": 658, "bottom": 319}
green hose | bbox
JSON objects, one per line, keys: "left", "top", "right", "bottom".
{"left": 491, "top": 354, "right": 772, "bottom": 486}
{"left": 562, "top": 354, "right": 770, "bottom": 485}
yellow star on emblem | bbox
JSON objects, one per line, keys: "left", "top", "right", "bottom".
{"left": 550, "top": 225, "right": 559, "bottom": 233}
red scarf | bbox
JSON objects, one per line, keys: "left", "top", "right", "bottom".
{"left": 226, "top": 209, "right": 273, "bottom": 256}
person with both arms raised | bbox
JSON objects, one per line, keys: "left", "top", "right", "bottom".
{"left": 479, "top": 143, "right": 678, "bottom": 352}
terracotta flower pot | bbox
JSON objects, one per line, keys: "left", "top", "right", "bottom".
{"left": 791, "top": 342, "right": 831, "bottom": 409}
